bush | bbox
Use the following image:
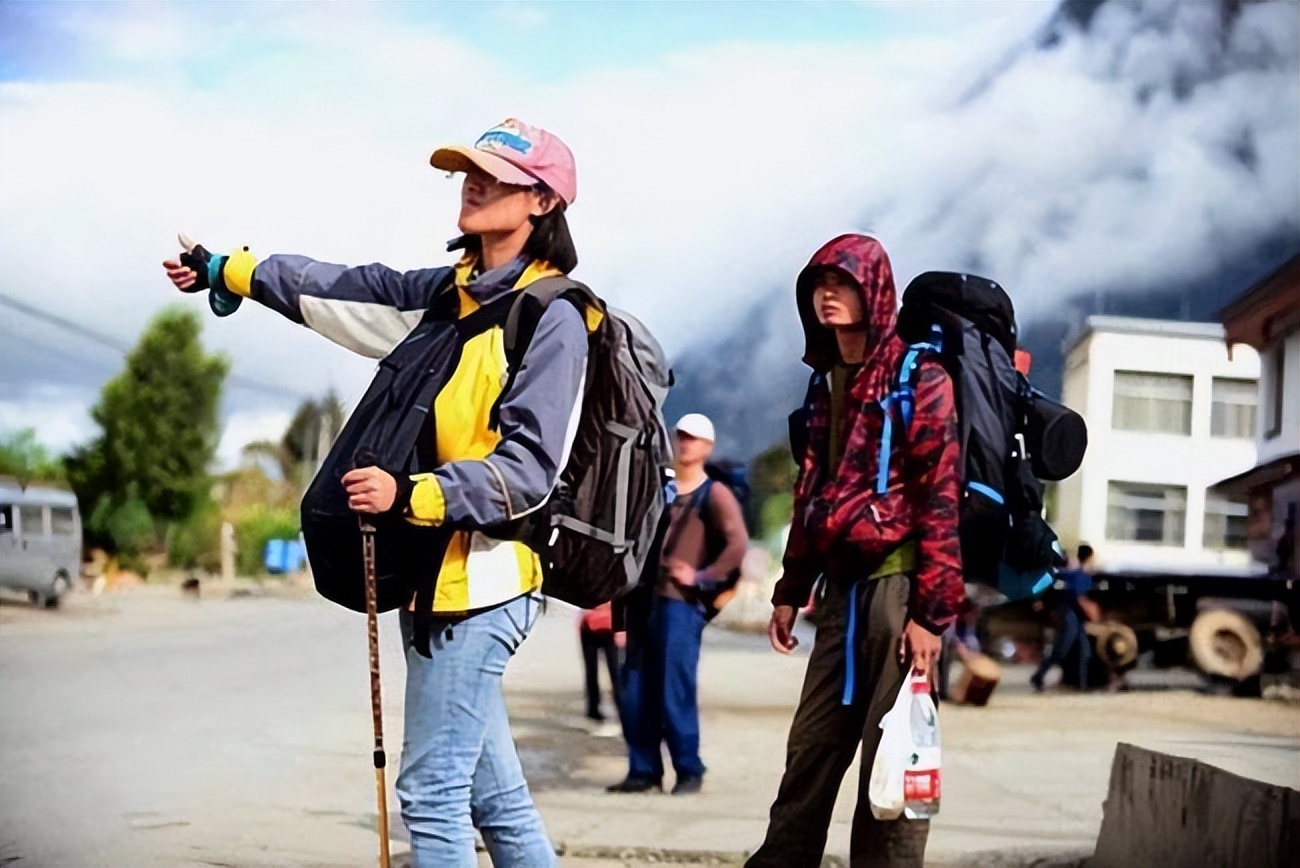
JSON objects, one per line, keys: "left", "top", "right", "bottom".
{"left": 169, "top": 498, "right": 223, "bottom": 572}
{"left": 89, "top": 488, "right": 156, "bottom": 557}
{"left": 235, "top": 504, "right": 300, "bottom": 577}
{"left": 759, "top": 492, "right": 794, "bottom": 542}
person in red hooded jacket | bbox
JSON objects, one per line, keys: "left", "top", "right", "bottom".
{"left": 746, "top": 234, "right": 964, "bottom": 868}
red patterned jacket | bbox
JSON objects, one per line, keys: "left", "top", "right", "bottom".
{"left": 771, "top": 234, "right": 964, "bottom": 634}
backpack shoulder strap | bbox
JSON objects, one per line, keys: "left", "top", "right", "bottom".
{"left": 897, "top": 323, "right": 946, "bottom": 394}
{"left": 503, "top": 276, "right": 600, "bottom": 365}
{"left": 695, "top": 478, "right": 732, "bottom": 552}
{"left": 876, "top": 324, "right": 945, "bottom": 494}
{"left": 490, "top": 276, "right": 601, "bottom": 430}
{"left": 659, "top": 478, "right": 713, "bottom": 568}
{"left": 690, "top": 478, "right": 715, "bottom": 518}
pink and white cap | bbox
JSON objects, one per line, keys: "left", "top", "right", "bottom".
{"left": 430, "top": 118, "right": 577, "bottom": 206}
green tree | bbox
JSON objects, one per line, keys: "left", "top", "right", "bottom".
{"left": 66, "top": 306, "right": 229, "bottom": 553}
{"left": 749, "top": 441, "right": 798, "bottom": 539}
{"left": 0, "top": 428, "right": 66, "bottom": 486}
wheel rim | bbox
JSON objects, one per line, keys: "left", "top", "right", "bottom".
{"left": 1212, "top": 629, "right": 1247, "bottom": 666}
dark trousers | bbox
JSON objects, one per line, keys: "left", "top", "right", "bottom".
{"left": 1033, "top": 607, "right": 1089, "bottom": 688}
{"left": 580, "top": 625, "right": 619, "bottom": 721}
{"left": 618, "top": 595, "right": 707, "bottom": 780}
{"left": 747, "top": 574, "right": 929, "bottom": 868}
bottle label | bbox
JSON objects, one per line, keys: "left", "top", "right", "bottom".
{"left": 904, "top": 768, "right": 941, "bottom": 801}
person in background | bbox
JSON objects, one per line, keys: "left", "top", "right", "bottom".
{"left": 1276, "top": 510, "right": 1296, "bottom": 575}
{"left": 1031, "top": 543, "right": 1098, "bottom": 691}
{"left": 580, "top": 601, "right": 622, "bottom": 737}
{"left": 607, "top": 413, "right": 748, "bottom": 795}
{"left": 747, "top": 234, "right": 964, "bottom": 868}
{"left": 937, "top": 595, "right": 980, "bottom": 702}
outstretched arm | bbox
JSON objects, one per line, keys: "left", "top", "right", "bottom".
{"left": 163, "top": 235, "right": 453, "bottom": 358}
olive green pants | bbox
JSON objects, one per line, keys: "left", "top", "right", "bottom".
{"left": 747, "top": 574, "right": 929, "bottom": 868}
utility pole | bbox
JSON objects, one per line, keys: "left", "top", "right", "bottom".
{"left": 315, "top": 410, "right": 332, "bottom": 475}
{"left": 220, "top": 521, "right": 236, "bottom": 582}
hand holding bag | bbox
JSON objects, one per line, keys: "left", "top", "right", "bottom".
{"left": 868, "top": 674, "right": 914, "bottom": 820}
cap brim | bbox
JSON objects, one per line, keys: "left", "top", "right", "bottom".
{"left": 675, "top": 426, "right": 715, "bottom": 442}
{"left": 430, "top": 146, "right": 538, "bottom": 187}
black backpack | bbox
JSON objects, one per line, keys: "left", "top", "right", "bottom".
{"left": 300, "top": 276, "right": 673, "bottom": 613}
{"left": 892, "top": 272, "right": 1087, "bottom": 585}
{"left": 704, "top": 459, "right": 754, "bottom": 537}
{"left": 500, "top": 280, "right": 675, "bottom": 609}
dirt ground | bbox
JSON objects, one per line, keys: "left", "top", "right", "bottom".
{"left": 1, "top": 581, "right": 1296, "bottom": 868}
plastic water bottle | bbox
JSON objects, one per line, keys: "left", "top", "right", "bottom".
{"left": 903, "top": 672, "right": 942, "bottom": 819}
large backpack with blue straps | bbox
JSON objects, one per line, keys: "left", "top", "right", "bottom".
{"left": 891, "top": 272, "right": 1083, "bottom": 585}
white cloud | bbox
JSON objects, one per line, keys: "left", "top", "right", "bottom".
{"left": 1, "top": 0, "right": 1297, "bottom": 463}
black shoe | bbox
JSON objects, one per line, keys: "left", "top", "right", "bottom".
{"left": 671, "top": 775, "right": 703, "bottom": 795}
{"left": 605, "top": 776, "right": 663, "bottom": 793}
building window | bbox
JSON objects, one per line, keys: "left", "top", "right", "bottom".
{"left": 1203, "top": 495, "right": 1249, "bottom": 550}
{"left": 1210, "top": 378, "right": 1257, "bottom": 439}
{"left": 1265, "top": 346, "right": 1285, "bottom": 440}
{"left": 1106, "top": 482, "right": 1187, "bottom": 546}
{"left": 1112, "top": 371, "right": 1193, "bottom": 435}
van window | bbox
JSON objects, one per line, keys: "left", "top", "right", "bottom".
{"left": 18, "top": 505, "right": 45, "bottom": 538}
{"left": 0, "top": 504, "right": 12, "bottom": 533}
{"left": 51, "top": 507, "right": 77, "bottom": 536}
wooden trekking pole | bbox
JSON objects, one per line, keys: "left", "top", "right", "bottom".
{"left": 359, "top": 512, "right": 392, "bottom": 868}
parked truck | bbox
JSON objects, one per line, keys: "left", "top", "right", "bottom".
{"left": 978, "top": 565, "right": 1299, "bottom": 689}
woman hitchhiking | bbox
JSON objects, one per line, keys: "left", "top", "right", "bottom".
{"left": 162, "top": 119, "right": 587, "bottom": 868}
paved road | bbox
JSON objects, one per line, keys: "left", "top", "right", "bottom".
{"left": 1, "top": 584, "right": 1296, "bottom": 868}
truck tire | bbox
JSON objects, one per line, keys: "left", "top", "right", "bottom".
{"left": 1086, "top": 621, "right": 1139, "bottom": 671}
{"left": 1189, "top": 609, "right": 1264, "bottom": 680}
{"left": 36, "top": 573, "right": 71, "bottom": 609}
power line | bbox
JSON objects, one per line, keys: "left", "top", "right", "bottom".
{"left": 0, "top": 292, "right": 309, "bottom": 400}
{"left": 0, "top": 293, "right": 131, "bottom": 354}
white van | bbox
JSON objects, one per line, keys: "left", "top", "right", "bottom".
{"left": 0, "top": 479, "right": 82, "bottom": 608}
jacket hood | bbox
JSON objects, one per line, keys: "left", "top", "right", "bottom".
{"left": 796, "top": 234, "right": 898, "bottom": 372}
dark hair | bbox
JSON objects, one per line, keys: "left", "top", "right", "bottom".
{"left": 1077, "top": 544, "right": 1094, "bottom": 565}
{"left": 523, "top": 202, "right": 578, "bottom": 273}
{"left": 448, "top": 184, "right": 578, "bottom": 274}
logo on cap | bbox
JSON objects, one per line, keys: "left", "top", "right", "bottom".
{"left": 476, "top": 122, "right": 533, "bottom": 156}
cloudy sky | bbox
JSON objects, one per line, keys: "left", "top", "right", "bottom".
{"left": 2, "top": 0, "right": 1297, "bottom": 465}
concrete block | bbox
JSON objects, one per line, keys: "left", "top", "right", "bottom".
{"left": 1091, "top": 743, "right": 1300, "bottom": 868}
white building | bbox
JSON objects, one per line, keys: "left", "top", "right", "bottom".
{"left": 1054, "top": 317, "right": 1260, "bottom": 572}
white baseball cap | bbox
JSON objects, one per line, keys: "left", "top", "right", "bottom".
{"left": 675, "top": 413, "right": 716, "bottom": 442}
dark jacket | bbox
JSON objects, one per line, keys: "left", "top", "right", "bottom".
{"left": 772, "top": 234, "right": 965, "bottom": 634}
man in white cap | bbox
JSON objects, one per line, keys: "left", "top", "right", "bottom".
{"left": 608, "top": 413, "right": 748, "bottom": 795}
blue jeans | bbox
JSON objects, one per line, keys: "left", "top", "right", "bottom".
{"left": 619, "top": 595, "right": 707, "bottom": 780}
{"left": 1033, "top": 607, "right": 1090, "bottom": 688}
{"left": 397, "top": 593, "right": 555, "bottom": 868}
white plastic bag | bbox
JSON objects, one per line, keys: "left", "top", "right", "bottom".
{"left": 868, "top": 674, "right": 914, "bottom": 819}
{"left": 869, "top": 671, "right": 942, "bottom": 820}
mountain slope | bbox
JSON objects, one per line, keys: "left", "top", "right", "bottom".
{"left": 666, "top": 0, "right": 1300, "bottom": 460}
